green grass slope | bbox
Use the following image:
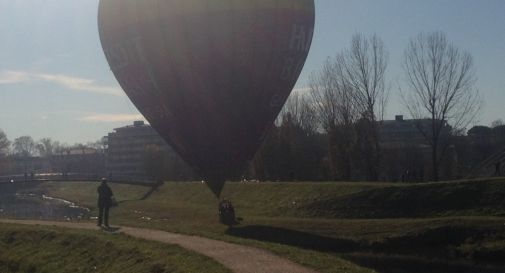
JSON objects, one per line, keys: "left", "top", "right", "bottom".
{"left": 300, "top": 179, "right": 505, "bottom": 218}
{"left": 0, "top": 224, "right": 229, "bottom": 273}
{"left": 15, "top": 178, "right": 505, "bottom": 273}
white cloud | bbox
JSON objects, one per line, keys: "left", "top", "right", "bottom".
{"left": 0, "top": 71, "right": 29, "bottom": 84}
{"left": 35, "top": 73, "right": 123, "bottom": 96}
{"left": 78, "top": 114, "right": 145, "bottom": 123}
{"left": 0, "top": 70, "right": 123, "bottom": 96}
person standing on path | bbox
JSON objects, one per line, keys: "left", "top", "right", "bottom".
{"left": 495, "top": 161, "right": 501, "bottom": 177}
{"left": 97, "top": 178, "right": 114, "bottom": 227}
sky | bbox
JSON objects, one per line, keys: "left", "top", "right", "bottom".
{"left": 0, "top": 0, "right": 504, "bottom": 144}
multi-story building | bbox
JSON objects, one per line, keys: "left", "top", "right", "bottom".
{"left": 107, "top": 121, "right": 165, "bottom": 176}
{"left": 51, "top": 147, "right": 106, "bottom": 175}
{"left": 380, "top": 115, "right": 451, "bottom": 148}
{"left": 379, "top": 115, "right": 456, "bottom": 182}
{"left": 106, "top": 121, "right": 194, "bottom": 180}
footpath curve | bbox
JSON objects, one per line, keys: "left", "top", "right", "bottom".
{"left": 0, "top": 219, "right": 318, "bottom": 273}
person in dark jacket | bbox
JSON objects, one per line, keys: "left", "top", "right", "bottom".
{"left": 97, "top": 178, "right": 114, "bottom": 227}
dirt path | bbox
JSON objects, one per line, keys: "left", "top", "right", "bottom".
{"left": 0, "top": 219, "right": 318, "bottom": 273}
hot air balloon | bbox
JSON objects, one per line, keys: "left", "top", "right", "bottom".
{"left": 98, "top": 0, "right": 315, "bottom": 197}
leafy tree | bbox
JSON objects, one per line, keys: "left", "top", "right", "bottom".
{"left": 253, "top": 92, "right": 324, "bottom": 181}
{"left": 491, "top": 119, "right": 504, "bottom": 128}
{"left": 493, "top": 125, "right": 505, "bottom": 145}
{"left": 468, "top": 126, "right": 492, "bottom": 138}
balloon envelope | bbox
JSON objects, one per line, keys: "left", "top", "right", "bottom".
{"left": 98, "top": 0, "right": 315, "bottom": 196}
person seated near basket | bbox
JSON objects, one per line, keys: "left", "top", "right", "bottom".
{"left": 218, "top": 199, "right": 237, "bottom": 227}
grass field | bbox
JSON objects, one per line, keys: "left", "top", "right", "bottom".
{"left": 6, "top": 179, "right": 505, "bottom": 273}
{"left": 0, "top": 223, "right": 230, "bottom": 273}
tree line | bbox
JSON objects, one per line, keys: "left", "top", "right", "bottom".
{"left": 0, "top": 32, "right": 493, "bottom": 182}
{"left": 251, "top": 31, "right": 484, "bottom": 182}
{"left": 0, "top": 134, "right": 105, "bottom": 159}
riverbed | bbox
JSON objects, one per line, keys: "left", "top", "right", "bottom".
{"left": 0, "top": 185, "right": 89, "bottom": 220}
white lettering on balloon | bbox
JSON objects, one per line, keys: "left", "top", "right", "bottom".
{"left": 276, "top": 23, "right": 313, "bottom": 108}
{"left": 280, "top": 24, "right": 313, "bottom": 81}
{"left": 289, "top": 24, "right": 313, "bottom": 52}
{"left": 280, "top": 56, "right": 306, "bottom": 81}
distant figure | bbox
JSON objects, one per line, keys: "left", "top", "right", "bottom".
{"left": 97, "top": 178, "right": 114, "bottom": 227}
{"left": 218, "top": 199, "right": 237, "bottom": 227}
{"left": 495, "top": 161, "right": 501, "bottom": 177}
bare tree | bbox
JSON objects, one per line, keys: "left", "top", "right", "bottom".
{"left": 0, "top": 131, "right": 10, "bottom": 175}
{"left": 402, "top": 32, "right": 482, "bottom": 181}
{"left": 37, "top": 138, "right": 57, "bottom": 158}
{"left": 53, "top": 142, "right": 69, "bottom": 154}
{"left": 310, "top": 56, "right": 358, "bottom": 180}
{"left": 340, "top": 33, "right": 389, "bottom": 180}
{"left": 257, "top": 91, "right": 322, "bottom": 181}
{"left": 0, "top": 130, "right": 10, "bottom": 157}
{"left": 13, "top": 136, "right": 37, "bottom": 157}
{"left": 13, "top": 136, "right": 36, "bottom": 175}
{"left": 311, "top": 57, "right": 358, "bottom": 132}
{"left": 87, "top": 137, "right": 108, "bottom": 154}
{"left": 343, "top": 34, "right": 389, "bottom": 122}
{"left": 278, "top": 91, "right": 318, "bottom": 134}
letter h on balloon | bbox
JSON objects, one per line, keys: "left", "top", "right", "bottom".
{"left": 289, "top": 24, "right": 313, "bottom": 52}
